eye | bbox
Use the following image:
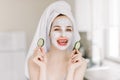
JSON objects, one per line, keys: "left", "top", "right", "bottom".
{"left": 52, "top": 26, "right": 60, "bottom": 31}
{"left": 53, "top": 28, "right": 61, "bottom": 31}
{"left": 66, "top": 28, "right": 72, "bottom": 32}
{"left": 54, "top": 29, "right": 59, "bottom": 31}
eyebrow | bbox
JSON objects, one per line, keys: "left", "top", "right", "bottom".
{"left": 53, "top": 25, "right": 60, "bottom": 28}
{"left": 67, "top": 26, "right": 72, "bottom": 28}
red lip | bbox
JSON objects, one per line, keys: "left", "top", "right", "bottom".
{"left": 57, "top": 38, "right": 68, "bottom": 46}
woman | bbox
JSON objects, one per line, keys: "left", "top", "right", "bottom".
{"left": 25, "top": 1, "right": 87, "bottom": 80}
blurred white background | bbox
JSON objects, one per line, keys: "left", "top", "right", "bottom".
{"left": 0, "top": 0, "right": 120, "bottom": 80}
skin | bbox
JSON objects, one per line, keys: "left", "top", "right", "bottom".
{"left": 28, "top": 15, "right": 87, "bottom": 80}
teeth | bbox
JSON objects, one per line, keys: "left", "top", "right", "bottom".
{"left": 58, "top": 39, "right": 67, "bottom": 43}
{"left": 60, "top": 40, "right": 66, "bottom": 42}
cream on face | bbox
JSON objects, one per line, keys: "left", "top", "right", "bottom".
{"left": 50, "top": 15, "right": 73, "bottom": 50}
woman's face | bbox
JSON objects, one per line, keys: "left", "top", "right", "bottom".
{"left": 50, "top": 15, "right": 73, "bottom": 50}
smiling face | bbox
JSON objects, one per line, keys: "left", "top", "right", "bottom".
{"left": 49, "top": 15, "right": 73, "bottom": 50}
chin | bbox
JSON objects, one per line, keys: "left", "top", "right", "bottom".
{"left": 56, "top": 45, "right": 69, "bottom": 51}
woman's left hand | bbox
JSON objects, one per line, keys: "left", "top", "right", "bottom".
{"left": 68, "top": 50, "right": 87, "bottom": 71}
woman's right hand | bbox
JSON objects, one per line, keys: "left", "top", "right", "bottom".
{"left": 32, "top": 47, "right": 47, "bottom": 69}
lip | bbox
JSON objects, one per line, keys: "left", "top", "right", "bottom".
{"left": 57, "top": 37, "right": 68, "bottom": 46}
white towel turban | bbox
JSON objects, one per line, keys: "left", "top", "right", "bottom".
{"left": 25, "top": 0, "right": 81, "bottom": 78}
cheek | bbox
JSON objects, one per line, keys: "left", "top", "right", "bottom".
{"left": 51, "top": 32, "right": 61, "bottom": 40}
{"left": 66, "top": 32, "right": 73, "bottom": 39}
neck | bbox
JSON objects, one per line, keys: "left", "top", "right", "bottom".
{"left": 47, "top": 46, "right": 69, "bottom": 62}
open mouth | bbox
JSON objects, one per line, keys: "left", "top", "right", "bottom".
{"left": 57, "top": 38, "right": 68, "bottom": 46}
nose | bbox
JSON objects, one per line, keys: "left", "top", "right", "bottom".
{"left": 61, "top": 31, "right": 66, "bottom": 37}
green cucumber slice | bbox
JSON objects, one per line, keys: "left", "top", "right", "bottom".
{"left": 73, "top": 41, "right": 80, "bottom": 50}
{"left": 37, "top": 38, "right": 44, "bottom": 47}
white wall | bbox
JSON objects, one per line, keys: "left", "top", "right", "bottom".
{"left": 75, "top": 0, "right": 92, "bottom": 32}
{"left": 91, "top": 0, "right": 109, "bottom": 64}
{"left": 75, "top": 0, "right": 109, "bottom": 64}
{"left": 0, "top": 0, "right": 56, "bottom": 51}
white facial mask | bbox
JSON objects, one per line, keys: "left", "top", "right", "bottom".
{"left": 50, "top": 16, "right": 73, "bottom": 50}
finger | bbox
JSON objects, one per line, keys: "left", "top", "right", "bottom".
{"left": 35, "top": 47, "right": 45, "bottom": 57}
{"left": 71, "top": 49, "right": 81, "bottom": 57}
{"left": 33, "top": 55, "right": 43, "bottom": 63}
{"left": 36, "top": 48, "right": 47, "bottom": 61}
{"left": 39, "top": 48, "right": 47, "bottom": 63}
{"left": 72, "top": 57, "right": 80, "bottom": 63}
{"left": 33, "top": 47, "right": 40, "bottom": 54}
{"left": 74, "top": 50, "right": 78, "bottom": 54}
{"left": 76, "top": 49, "right": 82, "bottom": 55}
{"left": 75, "top": 50, "right": 82, "bottom": 58}
{"left": 71, "top": 53, "right": 82, "bottom": 59}
{"left": 33, "top": 47, "right": 42, "bottom": 56}
{"left": 40, "top": 47, "right": 46, "bottom": 56}
{"left": 33, "top": 57, "right": 41, "bottom": 65}
{"left": 72, "top": 55, "right": 85, "bottom": 63}
{"left": 35, "top": 47, "right": 42, "bottom": 52}
{"left": 72, "top": 59, "right": 79, "bottom": 63}
{"left": 36, "top": 47, "right": 45, "bottom": 57}
{"left": 34, "top": 47, "right": 39, "bottom": 51}
{"left": 36, "top": 49, "right": 43, "bottom": 57}
{"left": 71, "top": 53, "right": 82, "bottom": 62}
{"left": 71, "top": 55, "right": 79, "bottom": 62}
{"left": 71, "top": 50, "right": 76, "bottom": 57}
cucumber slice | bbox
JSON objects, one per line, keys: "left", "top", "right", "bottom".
{"left": 37, "top": 38, "right": 44, "bottom": 47}
{"left": 73, "top": 41, "right": 80, "bottom": 50}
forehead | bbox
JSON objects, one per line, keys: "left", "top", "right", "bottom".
{"left": 52, "top": 15, "right": 73, "bottom": 27}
